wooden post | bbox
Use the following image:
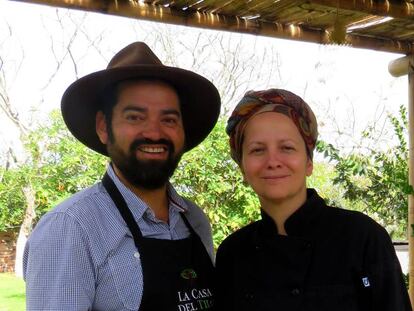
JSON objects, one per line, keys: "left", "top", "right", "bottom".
{"left": 408, "top": 57, "right": 414, "bottom": 305}
{"left": 389, "top": 55, "right": 414, "bottom": 306}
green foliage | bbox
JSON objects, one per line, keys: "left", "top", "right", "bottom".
{"left": 6, "top": 108, "right": 405, "bottom": 248}
{"left": 307, "top": 162, "right": 360, "bottom": 211}
{"left": 317, "top": 106, "right": 411, "bottom": 239}
{"left": 26, "top": 110, "right": 107, "bottom": 216}
{"left": 0, "top": 110, "right": 107, "bottom": 230}
{"left": 172, "top": 119, "right": 260, "bottom": 247}
{"left": 0, "top": 169, "right": 27, "bottom": 231}
{"left": 1, "top": 113, "right": 261, "bottom": 247}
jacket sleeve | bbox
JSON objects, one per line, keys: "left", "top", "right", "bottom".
{"left": 215, "top": 237, "right": 237, "bottom": 311}
{"left": 23, "top": 212, "right": 95, "bottom": 311}
{"left": 363, "top": 221, "right": 412, "bottom": 311}
{"left": 183, "top": 198, "right": 215, "bottom": 262}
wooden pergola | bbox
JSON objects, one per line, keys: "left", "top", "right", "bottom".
{"left": 9, "top": 0, "right": 414, "bottom": 302}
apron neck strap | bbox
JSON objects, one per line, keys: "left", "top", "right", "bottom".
{"left": 102, "top": 172, "right": 144, "bottom": 243}
{"left": 102, "top": 172, "right": 196, "bottom": 245}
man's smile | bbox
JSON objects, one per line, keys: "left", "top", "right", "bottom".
{"left": 138, "top": 145, "right": 168, "bottom": 154}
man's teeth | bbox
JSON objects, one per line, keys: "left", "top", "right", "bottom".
{"left": 140, "top": 146, "right": 165, "bottom": 153}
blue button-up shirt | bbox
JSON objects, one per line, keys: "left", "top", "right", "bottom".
{"left": 23, "top": 165, "right": 214, "bottom": 311}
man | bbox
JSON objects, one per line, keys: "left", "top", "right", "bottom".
{"left": 23, "top": 42, "right": 221, "bottom": 311}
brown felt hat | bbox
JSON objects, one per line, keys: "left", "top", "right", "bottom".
{"left": 61, "top": 42, "right": 221, "bottom": 155}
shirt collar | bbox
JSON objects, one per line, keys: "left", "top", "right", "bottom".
{"left": 106, "top": 164, "right": 188, "bottom": 221}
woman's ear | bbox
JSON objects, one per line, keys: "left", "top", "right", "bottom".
{"left": 306, "top": 158, "right": 314, "bottom": 177}
{"left": 96, "top": 111, "right": 109, "bottom": 145}
{"left": 239, "top": 164, "right": 249, "bottom": 185}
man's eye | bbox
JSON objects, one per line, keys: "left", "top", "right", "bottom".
{"left": 126, "top": 114, "right": 143, "bottom": 121}
{"left": 163, "top": 117, "right": 178, "bottom": 125}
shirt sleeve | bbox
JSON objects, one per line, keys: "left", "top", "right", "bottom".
{"left": 23, "top": 212, "right": 96, "bottom": 311}
{"left": 363, "top": 222, "right": 412, "bottom": 311}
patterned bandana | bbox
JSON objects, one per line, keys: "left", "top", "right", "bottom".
{"left": 226, "top": 89, "right": 318, "bottom": 165}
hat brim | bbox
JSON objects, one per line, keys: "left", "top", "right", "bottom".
{"left": 61, "top": 65, "right": 221, "bottom": 155}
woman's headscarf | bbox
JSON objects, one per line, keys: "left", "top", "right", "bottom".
{"left": 226, "top": 88, "right": 318, "bottom": 165}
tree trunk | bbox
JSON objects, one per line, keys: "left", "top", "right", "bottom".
{"left": 14, "top": 184, "right": 36, "bottom": 277}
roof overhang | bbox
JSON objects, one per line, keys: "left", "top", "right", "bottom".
{"left": 9, "top": 0, "right": 414, "bottom": 54}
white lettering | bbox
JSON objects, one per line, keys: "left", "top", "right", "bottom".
{"left": 191, "top": 289, "right": 199, "bottom": 299}
{"left": 191, "top": 288, "right": 213, "bottom": 299}
{"left": 178, "top": 302, "right": 198, "bottom": 311}
{"left": 178, "top": 291, "right": 190, "bottom": 302}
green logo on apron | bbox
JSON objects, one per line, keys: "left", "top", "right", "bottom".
{"left": 180, "top": 268, "right": 198, "bottom": 280}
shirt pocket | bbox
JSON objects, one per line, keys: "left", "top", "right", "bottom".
{"left": 108, "top": 239, "right": 143, "bottom": 310}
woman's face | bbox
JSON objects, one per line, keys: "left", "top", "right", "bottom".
{"left": 241, "top": 112, "right": 313, "bottom": 205}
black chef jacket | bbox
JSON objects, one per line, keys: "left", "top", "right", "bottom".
{"left": 215, "top": 189, "right": 411, "bottom": 311}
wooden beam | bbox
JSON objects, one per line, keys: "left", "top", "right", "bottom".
{"left": 310, "top": 0, "right": 414, "bottom": 19}
{"left": 389, "top": 55, "right": 411, "bottom": 77}
{"left": 8, "top": 0, "right": 414, "bottom": 54}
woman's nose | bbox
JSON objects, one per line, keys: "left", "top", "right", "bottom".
{"left": 266, "top": 151, "right": 282, "bottom": 169}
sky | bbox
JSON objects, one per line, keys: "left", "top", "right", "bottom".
{"left": 0, "top": 0, "right": 408, "bottom": 161}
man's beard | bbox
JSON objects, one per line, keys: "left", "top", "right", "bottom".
{"left": 107, "top": 137, "right": 183, "bottom": 190}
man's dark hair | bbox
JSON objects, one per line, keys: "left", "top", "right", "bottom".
{"left": 100, "top": 83, "right": 119, "bottom": 142}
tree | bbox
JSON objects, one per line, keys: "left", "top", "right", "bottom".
{"left": 317, "top": 105, "right": 411, "bottom": 239}
{"left": 0, "top": 6, "right": 283, "bottom": 269}
{"left": 131, "top": 22, "right": 281, "bottom": 114}
{"left": 173, "top": 120, "right": 353, "bottom": 247}
{"left": 172, "top": 119, "right": 260, "bottom": 247}
{"left": 2, "top": 111, "right": 354, "bottom": 251}
{"left": 0, "top": 110, "right": 107, "bottom": 230}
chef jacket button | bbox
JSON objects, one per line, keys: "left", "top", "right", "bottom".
{"left": 134, "top": 251, "right": 140, "bottom": 259}
{"left": 303, "top": 242, "right": 311, "bottom": 249}
{"left": 291, "top": 288, "right": 300, "bottom": 296}
{"left": 245, "top": 292, "right": 254, "bottom": 300}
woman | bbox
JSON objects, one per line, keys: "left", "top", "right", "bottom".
{"left": 215, "top": 89, "right": 411, "bottom": 311}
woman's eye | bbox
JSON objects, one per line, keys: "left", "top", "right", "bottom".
{"left": 250, "top": 148, "right": 264, "bottom": 154}
{"left": 282, "top": 145, "right": 295, "bottom": 151}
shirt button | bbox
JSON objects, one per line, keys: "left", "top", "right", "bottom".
{"left": 134, "top": 251, "right": 140, "bottom": 259}
{"left": 291, "top": 288, "right": 300, "bottom": 296}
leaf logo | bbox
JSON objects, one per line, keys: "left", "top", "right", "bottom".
{"left": 180, "top": 268, "right": 198, "bottom": 280}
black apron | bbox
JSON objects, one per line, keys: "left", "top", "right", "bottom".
{"left": 102, "top": 173, "right": 215, "bottom": 311}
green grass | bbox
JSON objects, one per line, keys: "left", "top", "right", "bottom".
{"left": 0, "top": 273, "right": 25, "bottom": 311}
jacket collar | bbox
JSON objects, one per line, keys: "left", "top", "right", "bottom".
{"left": 259, "top": 188, "right": 326, "bottom": 237}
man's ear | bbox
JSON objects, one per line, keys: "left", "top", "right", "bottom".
{"left": 96, "top": 111, "right": 108, "bottom": 145}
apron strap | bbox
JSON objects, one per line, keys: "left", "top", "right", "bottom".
{"left": 102, "top": 172, "right": 200, "bottom": 245}
{"left": 102, "top": 173, "right": 144, "bottom": 245}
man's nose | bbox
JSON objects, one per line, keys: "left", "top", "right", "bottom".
{"left": 141, "top": 120, "right": 163, "bottom": 140}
